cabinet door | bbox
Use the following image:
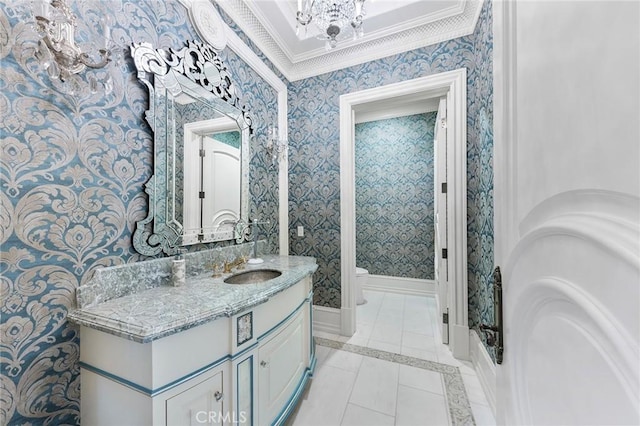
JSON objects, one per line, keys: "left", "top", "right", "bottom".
{"left": 166, "top": 371, "right": 224, "bottom": 426}
{"left": 258, "top": 310, "right": 306, "bottom": 424}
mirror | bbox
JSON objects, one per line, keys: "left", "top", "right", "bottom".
{"left": 131, "top": 40, "right": 253, "bottom": 256}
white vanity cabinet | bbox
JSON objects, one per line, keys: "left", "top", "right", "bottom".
{"left": 258, "top": 307, "right": 307, "bottom": 424}
{"left": 75, "top": 270, "right": 315, "bottom": 426}
{"left": 79, "top": 317, "right": 233, "bottom": 426}
{"left": 165, "top": 369, "right": 226, "bottom": 425}
{"left": 231, "top": 274, "right": 313, "bottom": 425}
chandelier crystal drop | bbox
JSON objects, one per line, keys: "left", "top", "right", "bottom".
{"left": 296, "top": 0, "right": 366, "bottom": 50}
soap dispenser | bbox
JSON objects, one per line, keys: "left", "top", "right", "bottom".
{"left": 172, "top": 249, "right": 187, "bottom": 287}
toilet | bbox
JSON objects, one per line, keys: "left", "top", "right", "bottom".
{"left": 355, "top": 267, "right": 368, "bottom": 305}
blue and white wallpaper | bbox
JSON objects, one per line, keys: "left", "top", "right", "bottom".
{"left": 355, "top": 113, "right": 436, "bottom": 280}
{"left": 0, "top": 0, "right": 280, "bottom": 424}
{"left": 214, "top": 131, "right": 242, "bottom": 149}
{"left": 289, "top": 1, "right": 494, "bottom": 354}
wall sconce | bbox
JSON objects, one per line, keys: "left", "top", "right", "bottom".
{"left": 266, "top": 125, "right": 287, "bottom": 167}
{"left": 32, "top": 0, "right": 113, "bottom": 92}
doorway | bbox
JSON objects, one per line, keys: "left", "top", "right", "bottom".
{"left": 339, "top": 69, "right": 470, "bottom": 359}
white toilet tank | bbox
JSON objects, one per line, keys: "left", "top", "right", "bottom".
{"left": 355, "top": 267, "right": 368, "bottom": 305}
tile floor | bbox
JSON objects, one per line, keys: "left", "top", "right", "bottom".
{"left": 287, "top": 290, "right": 496, "bottom": 425}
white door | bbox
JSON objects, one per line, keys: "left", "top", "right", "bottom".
{"left": 433, "top": 97, "right": 449, "bottom": 344}
{"left": 494, "top": 1, "right": 639, "bottom": 424}
{"left": 183, "top": 128, "right": 201, "bottom": 238}
{"left": 202, "top": 136, "right": 241, "bottom": 229}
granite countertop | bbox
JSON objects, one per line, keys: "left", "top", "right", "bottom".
{"left": 68, "top": 255, "right": 318, "bottom": 343}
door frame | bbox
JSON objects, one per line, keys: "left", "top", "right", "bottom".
{"left": 338, "top": 69, "right": 470, "bottom": 359}
{"left": 434, "top": 96, "right": 449, "bottom": 345}
{"left": 493, "top": 0, "right": 518, "bottom": 266}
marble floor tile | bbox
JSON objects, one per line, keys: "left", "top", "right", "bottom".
{"left": 348, "top": 357, "right": 400, "bottom": 416}
{"left": 294, "top": 290, "right": 496, "bottom": 426}
{"left": 314, "top": 337, "right": 474, "bottom": 425}
{"left": 368, "top": 323, "right": 403, "bottom": 346}
{"left": 402, "top": 312, "right": 434, "bottom": 335}
{"left": 402, "top": 330, "right": 437, "bottom": 352}
{"left": 340, "top": 403, "right": 395, "bottom": 426}
{"left": 400, "top": 346, "right": 440, "bottom": 363}
{"left": 323, "top": 348, "right": 364, "bottom": 373}
{"left": 399, "top": 364, "right": 445, "bottom": 395}
{"left": 289, "top": 364, "right": 357, "bottom": 425}
{"left": 357, "top": 303, "right": 381, "bottom": 324}
{"left": 346, "top": 321, "right": 374, "bottom": 343}
{"left": 367, "top": 338, "right": 402, "bottom": 354}
{"left": 377, "top": 307, "right": 405, "bottom": 321}
{"left": 396, "top": 385, "right": 449, "bottom": 426}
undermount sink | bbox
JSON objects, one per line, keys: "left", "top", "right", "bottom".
{"left": 223, "top": 269, "right": 282, "bottom": 284}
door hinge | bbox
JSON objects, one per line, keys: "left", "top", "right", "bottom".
{"left": 442, "top": 248, "right": 448, "bottom": 259}
{"left": 199, "top": 191, "right": 205, "bottom": 199}
{"left": 199, "top": 149, "right": 205, "bottom": 157}
{"left": 441, "top": 182, "right": 447, "bottom": 193}
{"left": 443, "top": 311, "right": 449, "bottom": 325}
{"left": 440, "top": 118, "right": 447, "bottom": 129}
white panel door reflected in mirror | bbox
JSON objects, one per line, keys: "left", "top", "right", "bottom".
{"left": 203, "top": 134, "right": 240, "bottom": 229}
{"left": 183, "top": 117, "right": 241, "bottom": 245}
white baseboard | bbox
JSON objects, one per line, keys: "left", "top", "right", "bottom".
{"left": 341, "top": 306, "right": 356, "bottom": 337}
{"left": 451, "top": 323, "right": 470, "bottom": 360}
{"left": 362, "top": 275, "right": 435, "bottom": 296}
{"left": 312, "top": 305, "right": 341, "bottom": 335}
{"left": 470, "top": 329, "right": 496, "bottom": 415}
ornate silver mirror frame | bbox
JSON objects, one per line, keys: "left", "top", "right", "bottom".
{"left": 131, "top": 40, "right": 253, "bottom": 256}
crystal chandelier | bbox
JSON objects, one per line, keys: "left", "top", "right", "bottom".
{"left": 296, "top": 0, "right": 366, "bottom": 50}
{"left": 32, "top": 0, "right": 111, "bottom": 83}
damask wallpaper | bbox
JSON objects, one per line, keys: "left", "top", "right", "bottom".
{"left": 355, "top": 113, "right": 436, "bottom": 280}
{"left": 0, "top": 0, "right": 279, "bottom": 424}
{"left": 468, "top": 0, "right": 495, "bottom": 358}
{"left": 288, "top": 0, "right": 494, "bottom": 353}
{"left": 213, "top": 131, "right": 241, "bottom": 149}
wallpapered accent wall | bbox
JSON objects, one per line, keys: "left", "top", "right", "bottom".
{"left": 288, "top": 0, "right": 494, "bottom": 354}
{"left": 213, "top": 131, "right": 242, "bottom": 149}
{"left": 0, "top": 0, "right": 279, "bottom": 424}
{"left": 468, "top": 0, "right": 495, "bottom": 358}
{"left": 355, "top": 113, "right": 436, "bottom": 280}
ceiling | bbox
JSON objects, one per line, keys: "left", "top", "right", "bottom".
{"left": 215, "top": 0, "right": 483, "bottom": 81}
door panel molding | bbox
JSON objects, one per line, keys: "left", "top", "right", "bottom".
{"left": 501, "top": 191, "right": 640, "bottom": 424}
{"left": 509, "top": 276, "right": 639, "bottom": 425}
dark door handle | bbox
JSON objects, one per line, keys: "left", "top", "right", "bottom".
{"left": 480, "top": 266, "right": 504, "bottom": 364}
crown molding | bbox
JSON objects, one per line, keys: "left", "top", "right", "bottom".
{"left": 215, "top": 0, "right": 483, "bottom": 82}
